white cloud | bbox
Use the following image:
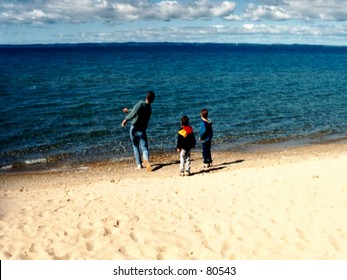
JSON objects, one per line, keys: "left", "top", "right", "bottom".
{"left": 1, "top": 1, "right": 346, "bottom": 25}
{"left": 287, "top": 0, "right": 347, "bottom": 21}
{"left": 244, "top": 0, "right": 347, "bottom": 21}
{"left": 243, "top": 23, "right": 254, "bottom": 30}
{"left": 243, "top": 4, "right": 292, "bottom": 21}
{"left": 0, "top": 0, "right": 237, "bottom": 24}
{"left": 211, "top": 1, "right": 236, "bottom": 17}
{"left": 1, "top": 1, "right": 346, "bottom": 45}
{"left": 49, "top": 21, "right": 346, "bottom": 44}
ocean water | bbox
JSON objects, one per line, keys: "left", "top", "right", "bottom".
{"left": 1, "top": 43, "right": 347, "bottom": 171}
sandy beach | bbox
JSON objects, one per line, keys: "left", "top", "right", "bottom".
{"left": 1, "top": 142, "right": 347, "bottom": 260}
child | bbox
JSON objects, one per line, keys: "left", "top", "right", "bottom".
{"left": 199, "top": 109, "right": 213, "bottom": 168}
{"left": 177, "top": 116, "right": 196, "bottom": 176}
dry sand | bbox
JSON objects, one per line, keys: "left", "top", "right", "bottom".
{"left": 1, "top": 142, "right": 347, "bottom": 260}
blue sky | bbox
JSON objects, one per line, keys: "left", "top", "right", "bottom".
{"left": 1, "top": 0, "right": 346, "bottom": 45}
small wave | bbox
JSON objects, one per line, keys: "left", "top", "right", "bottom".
{"left": 0, "top": 165, "right": 13, "bottom": 170}
{"left": 0, "top": 158, "right": 48, "bottom": 171}
{"left": 24, "top": 158, "right": 47, "bottom": 165}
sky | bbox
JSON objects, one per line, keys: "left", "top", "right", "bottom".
{"left": 0, "top": 0, "right": 346, "bottom": 45}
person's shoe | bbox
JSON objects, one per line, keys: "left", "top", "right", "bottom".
{"left": 203, "top": 163, "right": 209, "bottom": 169}
{"left": 143, "top": 160, "right": 152, "bottom": 172}
{"left": 185, "top": 171, "right": 191, "bottom": 176}
{"left": 179, "top": 171, "right": 184, "bottom": 176}
{"left": 137, "top": 164, "right": 142, "bottom": 170}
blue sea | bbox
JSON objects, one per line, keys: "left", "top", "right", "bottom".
{"left": 1, "top": 43, "right": 347, "bottom": 171}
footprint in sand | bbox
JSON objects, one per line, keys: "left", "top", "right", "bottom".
{"left": 201, "top": 239, "right": 213, "bottom": 251}
{"left": 118, "top": 246, "right": 128, "bottom": 255}
{"left": 29, "top": 243, "right": 38, "bottom": 254}
{"left": 222, "top": 240, "right": 231, "bottom": 251}
{"left": 38, "top": 210, "right": 50, "bottom": 218}
{"left": 86, "top": 241, "right": 94, "bottom": 251}
{"left": 328, "top": 235, "right": 340, "bottom": 252}
{"left": 221, "top": 240, "right": 232, "bottom": 258}
{"left": 2, "top": 251, "right": 13, "bottom": 258}
{"left": 156, "top": 247, "right": 167, "bottom": 260}
{"left": 82, "top": 230, "right": 96, "bottom": 239}
{"left": 129, "top": 215, "right": 140, "bottom": 222}
{"left": 46, "top": 246, "right": 70, "bottom": 260}
{"left": 129, "top": 232, "right": 138, "bottom": 242}
{"left": 295, "top": 227, "right": 309, "bottom": 243}
{"left": 103, "top": 228, "right": 112, "bottom": 236}
{"left": 214, "top": 223, "right": 222, "bottom": 234}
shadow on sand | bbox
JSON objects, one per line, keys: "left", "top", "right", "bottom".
{"left": 151, "top": 160, "right": 180, "bottom": 172}
{"left": 190, "top": 159, "right": 245, "bottom": 176}
{"left": 151, "top": 159, "right": 245, "bottom": 174}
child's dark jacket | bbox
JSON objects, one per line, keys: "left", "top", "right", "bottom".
{"left": 177, "top": 125, "right": 196, "bottom": 151}
{"left": 199, "top": 119, "right": 213, "bottom": 142}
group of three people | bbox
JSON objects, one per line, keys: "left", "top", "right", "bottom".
{"left": 121, "top": 91, "right": 213, "bottom": 175}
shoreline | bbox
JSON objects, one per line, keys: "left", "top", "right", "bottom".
{"left": 1, "top": 141, "right": 347, "bottom": 259}
{"left": 2, "top": 134, "right": 347, "bottom": 175}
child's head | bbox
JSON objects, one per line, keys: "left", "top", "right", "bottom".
{"left": 181, "top": 116, "right": 189, "bottom": 126}
{"left": 201, "top": 109, "right": 208, "bottom": 119}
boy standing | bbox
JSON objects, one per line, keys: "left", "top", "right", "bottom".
{"left": 177, "top": 116, "right": 196, "bottom": 176}
{"left": 199, "top": 109, "right": 213, "bottom": 168}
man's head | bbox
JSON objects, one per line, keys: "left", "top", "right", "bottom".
{"left": 146, "top": 91, "right": 155, "bottom": 104}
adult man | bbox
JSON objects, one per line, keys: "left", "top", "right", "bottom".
{"left": 121, "top": 91, "right": 155, "bottom": 171}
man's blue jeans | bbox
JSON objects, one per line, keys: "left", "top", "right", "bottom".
{"left": 130, "top": 125, "right": 149, "bottom": 166}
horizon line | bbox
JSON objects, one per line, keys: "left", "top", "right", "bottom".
{"left": 1, "top": 41, "right": 347, "bottom": 48}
